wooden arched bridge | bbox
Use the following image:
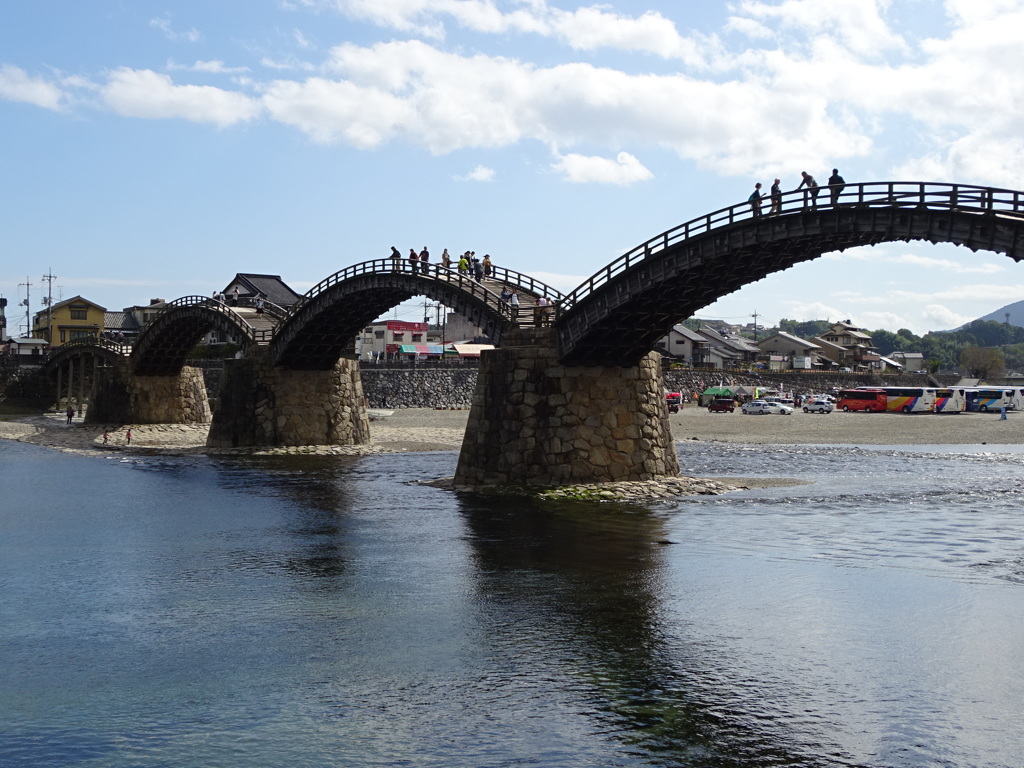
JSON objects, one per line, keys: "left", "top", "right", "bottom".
{"left": 45, "top": 181, "right": 1024, "bottom": 485}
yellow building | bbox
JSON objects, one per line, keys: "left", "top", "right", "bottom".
{"left": 32, "top": 296, "right": 106, "bottom": 347}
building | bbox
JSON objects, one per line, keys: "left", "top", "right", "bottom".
{"left": 221, "top": 273, "right": 303, "bottom": 309}
{"left": 695, "top": 326, "right": 761, "bottom": 368}
{"left": 655, "top": 324, "right": 713, "bottom": 367}
{"left": 819, "top": 320, "right": 881, "bottom": 370}
{"left": 756, "top": 331, "right": 822, "bottom": 370}
{"left": 890, "top": 351, "right": 926, "bottom": 372}
{"left": 358, "top": 320, "right": 438, "bottom": 361}
{"left": 31, "top": 296, "right": 106, "bottom": 347}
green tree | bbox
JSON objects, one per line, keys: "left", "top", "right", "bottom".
{"left": 777, "top": 318, "right": 831, "bottom": 340}
{"left": 959, "top": 346, "right": 1006, "bottom": 379}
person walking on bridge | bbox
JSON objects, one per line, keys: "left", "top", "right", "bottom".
{"left": 483, "top": 254, "right": 492, "bottom": 277}
{"left": 408, "top": 248, "right": 419, "bottom": 273}
{"left": 798, "top": 171, "right": 819, "bottom": 208}
{"left": 828, "top": 168, "right": 846, "bottom": 206}
{"left": 458, "top": 253, "right": 469, "bottom": 275}
{"left": 748, "top": 182, "right": 763, "bottom": 217}
{"left": 419, "top": 246, "right": 430, "bottom": 276}
{"left": 769, "top": 178, "right": 782, "bottom": 215}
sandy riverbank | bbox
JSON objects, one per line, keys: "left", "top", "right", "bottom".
{"left": 2, "top": 404, "right": 1022, "bottom": 458}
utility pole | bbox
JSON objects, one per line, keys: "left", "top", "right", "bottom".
{"left": 18, "top": 278, "right": 32, "bottom": 338}
{"left": 750, "top": 310, "right": 759, "bottom": 342}
{"left": 41, "top": 269, "right": 57, "bottom": 344}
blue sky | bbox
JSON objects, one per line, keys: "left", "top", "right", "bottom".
{"left": 3, "top": 0, "right": 1024, "bottom": 337}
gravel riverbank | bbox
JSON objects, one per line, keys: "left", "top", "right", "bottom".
{"left": 4, "top": 406, "right": 1020, "bottom": 500}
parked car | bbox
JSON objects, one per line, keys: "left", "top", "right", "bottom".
{"left": 741, "top": 400, "right": 793, "bottom": 415}
{"left": 708, "top": 397, "right": 735, "bottom": 413}
{"left": 803, "top": 399, "right": 834, "bottom": 414}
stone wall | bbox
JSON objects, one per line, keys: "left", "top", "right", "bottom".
{"left": 454, "top": 328, "right": 679, "bottom": 486}
{"left": 361, "top": 366, "right": 478, "bottom": 409}
{"left": 88, "top": 362, "right": 212, "bottom": 424}
{"left": 207, "top": 349, "right": 370, "bottom": 448}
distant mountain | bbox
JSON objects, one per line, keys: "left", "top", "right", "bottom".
{"left": 967, "top": 299, "right": 1024, "bottom": 329}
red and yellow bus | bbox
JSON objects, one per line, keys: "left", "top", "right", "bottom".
{"left": 837, "top": 388, "right": 886, "bottom": 412}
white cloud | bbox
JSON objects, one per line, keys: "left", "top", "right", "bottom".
{"left": 552, "top": 151, "right": 653, "bottom": 185}
{"left": 0, "top": 65, "right": 64, "bottom": 110}
{"left": 828, "top": 248, "right": 1006, "bottom": 274}
{"left": 150, "top": 16, "right": 201, "bottom": 43}
{"left": 166, "top": 60, "right": 251, "bottom": 74}
{"left": 101, "top": 68, "right": 261, "bottom": 127}
{"left": 455, "top": 164, "right": 495, "bottom": 181}
{"left": 921, "top": 303, "right": 971, "bottom": 329}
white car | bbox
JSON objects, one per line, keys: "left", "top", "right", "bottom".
{"left": 742, "top": 400, "right": 793, "bottom": 415}
{"left": 803, "top": 399, "right": 834, "bottom": 414}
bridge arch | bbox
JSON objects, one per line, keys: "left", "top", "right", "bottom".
{"left": 555, "top": 182, "right": 1024, "bottom": 367}
{"left": 131, "top": 296, "right": 263, "bottom": 376}
{"left": 270, "top": 260, "right": 562, "bottom": 369}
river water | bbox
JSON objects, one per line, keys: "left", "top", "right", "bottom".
{"left": 2, "top": 438, "right": 1023, "bottom": 767}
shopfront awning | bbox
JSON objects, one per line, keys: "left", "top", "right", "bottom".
{"left": 452, "top": 344, "right": 495, "bottom": 357}
{"left": 398, "top": 344, "right": 443, "bottom": 355}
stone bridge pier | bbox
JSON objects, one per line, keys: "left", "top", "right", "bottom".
{"left": 89, "top": 360, "right": 213, "bottom": 425}
{"left": 454, "top": 328, "right": 680, "bottom": 486}
{"left": 206, "top": 347, "right": 370, "bottom": 448}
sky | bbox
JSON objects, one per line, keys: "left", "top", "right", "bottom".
{"left": 3, "top": 0, "right": 1024, "bottom": 338}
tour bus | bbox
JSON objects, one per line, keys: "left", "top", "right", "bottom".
{"left": 933, "top": 387, "right": 967, "bottom": 414}
{"left": 965, "top": 388, "right": 1014, "bottom": 412}
{"left": 879, "top": 387, "right": 937, "bottom": 413}
{"left": 837, "top": 388, "right": 886, "bottom": 412}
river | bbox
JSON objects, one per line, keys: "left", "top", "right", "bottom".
{"left": 2, "top": 438, "right": 1022, "bottom": 767}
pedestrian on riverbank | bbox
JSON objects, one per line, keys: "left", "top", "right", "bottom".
{"left": 102, "top": 429, "right": 109, "bottom": 444}
{"left": 66, "top": 406, "right": 74, "bottom": 424}
{"left": 125, "top": 428, "right": 132, "bottom": 446}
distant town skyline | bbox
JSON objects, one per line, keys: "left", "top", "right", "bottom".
{"left": 4, "top": 1, "right": 1024, "bottom": 336}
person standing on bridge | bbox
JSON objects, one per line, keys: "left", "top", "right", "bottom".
{"left": 483, "top": 254, "right": 492, "bottom": 277}
{"left": 748, "top": 182, "right": 763, "bottom": 217}
{"left": 458, "top": 253, "right": 469, "bottom": 275}
{"left": 408, "top": 248, "right": 419, "bottom": 273}
{"left": 798, "top": 171, "right": 819, "bottom": 208}
{"left": 441, "top": 248, "right": 451, "bottom": 270}
{"left": 255, "top": 295, "right": 264, "bottom": 314}
{"left": 232, "top": 286, "right": 240, "bottom": 306}
{"left": 419, "top": 246, "right": 430, "bottom": 276}
{"left": 828, "top": 168, "right": 846, "bottom": 206}
{"left": 390, "top": 246, "right": 402, "bottom": 271}
{"left": 769, "top": 178, "right": 782, "bottom": 215}
{"left": 473, "top": 257, "right": 484, "bottom": 282}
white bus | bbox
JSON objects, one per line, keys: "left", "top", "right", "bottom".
{"left": 933, "top": 387, "right": 967, "bottom": 414}
{"left": 878, "top": 387, "right": 936, "bottom": 413}
{"left": 965, "top": 388, "right": 1014, "bottom": 412}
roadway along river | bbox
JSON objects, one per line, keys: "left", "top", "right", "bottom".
{"left": 2, "top": 437, "right": 1023, "bottom": 767}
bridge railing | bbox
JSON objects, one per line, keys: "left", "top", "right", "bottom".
{"left": 558, "top": 181, "right": 1024, "bottom": 312}
{"left": 287, "top": 259, "right": 519, "bottom": 324}
{"left": 154, "top": 295, "right": 259, "bottom": 345}
{"left": 46, "top": 337, "right": 133, "bottom": 359}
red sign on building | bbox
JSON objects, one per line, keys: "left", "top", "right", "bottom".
{"left": 386, "top": 320, "right": 428, "bottom": 332}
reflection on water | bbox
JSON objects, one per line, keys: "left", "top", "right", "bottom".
{"left": 1, "top": 439, "right": 1023, "bottom": 767}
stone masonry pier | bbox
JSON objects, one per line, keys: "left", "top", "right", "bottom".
{"left": 89, "top": 361, "right": 212, "bottom": 425}
{"left": 454, "top": 327, "right": 680, "bottom": 486}
{"left": 206, "top": 348, "right": 370, "bottom": 448}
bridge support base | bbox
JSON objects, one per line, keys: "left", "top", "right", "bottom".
{"left": 206, "top": 350, "right": 370, "bottom": 448}
{"left": 89, "top": 362, "right": 212, "bottom": 424}
{"left": 454, "top": 328, "right": 679, "bottom": 486}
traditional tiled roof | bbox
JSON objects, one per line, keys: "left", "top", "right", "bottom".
{"left": 224, "top": 274, "right": 303, "bottom": 308}
{"left": 104, "top": 311, "right": 141, "bottom": 332}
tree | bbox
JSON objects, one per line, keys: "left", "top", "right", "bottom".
{"left": 959, "top": 346, "right": 1006, "bottom": 380}
{"left": 777, "top": 318, "right": 831, "bottom": 340}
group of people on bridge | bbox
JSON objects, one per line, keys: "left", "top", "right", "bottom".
{"left": 389, "top": 246, "right": 495, "bottom": 283}
{"left": 748, "top": 168, "right": 846, "bottom": 216}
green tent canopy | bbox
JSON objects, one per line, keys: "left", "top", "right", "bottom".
{"left": 701, "top": 386, "right": 734, "bottom": 396}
